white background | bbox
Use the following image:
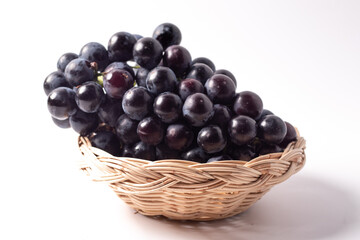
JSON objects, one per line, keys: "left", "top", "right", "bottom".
{"left": 1, "top": 0, "right": 360, "bottom": 239}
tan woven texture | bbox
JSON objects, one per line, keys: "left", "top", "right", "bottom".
{"left": 78, "top": 136, "right": 306, "bottom": 221}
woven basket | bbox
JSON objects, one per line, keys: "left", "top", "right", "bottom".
{"left": 78, "top": 135, "right": 306, "bottom": 221}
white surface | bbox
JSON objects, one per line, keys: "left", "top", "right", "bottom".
{"left": 1, "top": 0, "right": 360, "bottom": 239}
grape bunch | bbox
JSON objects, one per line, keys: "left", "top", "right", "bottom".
{"left": 44, "top": 23, "right": 298, "bottom": 163}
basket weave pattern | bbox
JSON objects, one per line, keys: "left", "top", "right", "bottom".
{"left": 78, "top": 136, "right": 306, "bottom": 221}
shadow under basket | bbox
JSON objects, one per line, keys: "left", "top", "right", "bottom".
{"left": 78, "top": 135, "right": 306, "bottom": 221}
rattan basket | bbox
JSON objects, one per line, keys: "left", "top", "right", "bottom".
{"left": 78, "top": 135, "right": 306, "bottom": 221}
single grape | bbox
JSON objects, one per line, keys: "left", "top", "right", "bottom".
{"left": 135, "top": 67, "right": 149, "bottom": 87}
{"left": 90, "top": 130, "right": 121, "bottom": 156}
{"left": 122, "top": 87, "right": 153, "bottom": 120}
{"left": 279, "top": 121, "right": 297, "bottom": 148}
{"left": 197, "top": 125, "right": 227, "bottom": 154}
{"left": 256, "top": 109, "right": 274, "bottom": 122}
{"left": 69, "top": 110, "right": 99, "bottom": 136}
{"left": 156, "top": 143, "right": 181, "bottom": 160}
{"left": 121, "top": 145, "right": 134, "bottom": 157}
{"left": 133, "top": 141, "right": 156, "bottom": 161}
{"left": 165, "top": 124, "right": 194, "bottom": 151}
{"left": 207, "top": 155, "right": 232, "bottom": 163}
{"left": 258, "top": 115, "right": 287, "bottom": 144}
{"left": 98, "top": 96, "right": 124, "bottom": 127}
{"left": 186, "top": 63, "right": 214, "bottom": 85}
{"left": 103, "top": 69, "right": 134, "bottom": 99}
{"left": 178, "top": 78, "right": 204, "bottom": 101}
{"left": 182, "top": 93, "right": 213, "bottom": 127}
{"left": 233, "top": 91, "right": 263, "bottom": 119}
{"left": 108, "top": 32, "right": 137, "bottom": 62}
{"left": 115, "top": 114, "right": 140, "bottom": 145}
{"left": 51, "top": 117, "right": 70, "bottom": 129}
{"left": 133, "top": 37, "right": 163, "bottom": 70}
{"left": 43, "top": 71, "right": 70, "bottom": 95}
{"left": 192, "top": 57, "right": 216, "bottom": 72}
{"left": 137, "top": 116, "right": 164, "bottom": 145}
{"left": 146, "top": 66, "right": 177, "bottom": 95}
{"left": 214, "top": 69, "right": 237, "bottom": 86}
{"left": 75, "top": 82, "right": 104, "bottom": 113}
{"left": 47, "top": 87, "right": 77, "bottom": 120}
{"left": 227, "top": 144, "right": 256, "bottom": 161}
{"left": 208, "top": 104, "right": 232, "bottom": 131}
{"left": 228, "top": 115, "right": 257, "bottom": 145}
{"left": 182, "top": 147, "right": 209, "bottom": 163}
{"left": 163, "top": 45, "right": 192, "bottom": 78}
{"left": 79, "top": 42, "right": 109, "bottom": 72}
{"left": 104, "top": 62, "right": 135, "bottom": 78}
{"left": 57, "top": 52, "right": 78, "bottom": 72}
{"left": 205, "top": 74, "right": 236, "bottom": 105}
{"left": 64, "top": 58, "right": 95, "bottom": 87}
{"left": 153, "top": 23, "right": 182, "bottom": 49}
{"left": 153, "top": 92, "right": 182, "bottom": 123}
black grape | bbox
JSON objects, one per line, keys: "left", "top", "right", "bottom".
{"left": 186, "top": 63, "right": 214, "bottom": 85}
{"left": 115, "top": 114, "right": 140, "bottom": 145}
{"left": 57, "top": 52, "right": 78, "bottom": 72}
{"left": 75, "top": 82, "right": 105, "bottom": 113}
{"left": 192, "top": 57, "right": 216, "bottom": 72}
{"left": 178, "top": 78, "right": 204, "bottom": 101}
{"left": 79, "top": 42, "right": 109, "bottom": 71}
{"left": 133, "top": 37, "right": 163, "bottom": 70}
{"left": 103, "top": 69, "right": 134, "bottom": 99}
{"left": 197, "top": 125, "right": 227, "bottom": 154}
{"left": 153, "top": 92, "right": 182, "bottom": 123}
{"left": 69, "top": 110, "right": 99, "bottom": 136}
{"left": 122, "top": 87, "right": 153, "bottom": 120}
{"left": 98, "top": 96, "right": 124, "bottom": 127}
{"left": 214, "top": 69, "right": 237, "bottom": 86}
{"left": 47, "top": 87, "right": 77, "bottom": 120}
{"left": 133, "top": 141, "right": 156, "bottom": 161}
{"left": 108, "top": 32, "right": 137, "bottom": 62}
{"left": 258, "top": 115, "right": 287, "bottom": 144}
{"left": 153, "top": 23, "right": 182, "bottom": 49}
{"left": 205, "top": 74, "right": 236, "bottom": 105}
{"left": 90, "top": 130, "right": 121, "bottom": 156}
{"left": 181, "top": 147, "right": 209, "bottom": 163}
{"left": 182, "top": 93, "right": 213, "bottom": 127}
{"left": 208, "top": 104, "right": 232, "bottom": 131}
{"left": 137, "top": 116, "right": 164, "bottom": 145}
{"left": 146, "top": 67, "right": 177, "bottom": 95}
{"left": 228, "top": 115, "right": 257, "bottom": 146}
{"left": 64, "top": 58, "right": 95, "bottom": 87}
{"left": 163, "top": 45, "right": 192, "bottom": 78}
{"left": 165, "top": 124, "right": 194, "bottom": 151}
{"left": 279, "top": 121, "right": 297, "bottom": 148}
{"left": 43, "top": 71, "right": 70, "bottom": 95}
{"left": 233, "top": 91, "right": 263, "bottom": 119}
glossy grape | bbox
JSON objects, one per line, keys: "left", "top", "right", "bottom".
{"left": 43, "top": 71, "right": 70, "bottom": 95}
{"left": 256, "top": 109, "right": 274, "bottom": 122}
{"left": 122, "top": 87, "right": 153, "bottom": 120}
{"left": 47, "top": 87, "right": 77, "bottom": 120}
{"left": 186, "top": 63, "right": 214, "bottom": 85}
{"left": 205, "top": 74, "right": 236, "bottom": 105}
{"left": 258, "top": 115, "right": 287, "bottom": 144}
{"left": 98, "top": 96, "right": 124, "bottom": 127}
{"left": 178, "top": 78, "right": 204, "bottom": 101}
{"left": 104, "top": 62, "right": 135, "bottom": 78}
{"left": 181, "top": 147, "right": 209, "bottom": 163}
{"left": 115, "top": 114, "right": 140, "bottom": 145}
{"left": 75, "top": 82, "right": 104, "bottom": 113}
{"left": 183, "top": 93, "right": 213, "bottom": 127}
{"left": 137, "top": 116, "right": 164, "bottom": 145}
{"left": 146, "top": 67, "right": 177, "bottom": 95}
{"left": 103, "top": 69, "right": 134, "bottom": 99}
{"left": 228, "top": 115, "right": 257, "bottom": 146}
{"left": 90, "top": 130, "right": 121, "bottom": 156}
{"left": 197, "top": 125, "right": 227, "bottom": 154}
{"left": 135, "top": 67, "right": 149, "bottom": 87}
{"left": 279, "top": 121, "right": 297, "bottom": 148}
{"left": 51, "top": 117, "right": 70, "bottom": 129}
{"left": 192, "top": 57, "right": 216, "bottom": 72}
{"left": 154, "top": 92, "right": 182, "bottom": 123}
{"left": 57, "top": 52, "right": 78, "bottom": 72}
{"left": 79, "top": 42, "right": 109, "bottom": 71}
{"left": 165, "top": 124, "right": 194, "bottom": 151}
{"left": 214, "top": 69, "right": 237, "bottom": 86}
{"left": 133, "top": 141, "right": 156, "bottom": 161}
{"left": 208, "top": 104, "right": 232, "bottom": 131}
{"left": 133, "top": 37, "right": 163, "bottom": 70}
{"left": 153, "top": 23, "right": 182, "bottom": 49}
{"left": 233, "top": 91, "right": 263, "bottom": 119}
{"left": 163, "top": 45, "right": 192, "bottom": 78}
{"left": 108, "top": 32, "right": 137, "bottom": 62}
{"left": 227, "top": 144, "right": 256, "bottom": 161}
{"left": 156, "top": 143, "right": 181, "bottom": 160}
{"left": 207, "top": 155, "right": 232, "bottom": 163}
{"left": 69, "top": 110, "right": 99, "bottom": 136}
{"left": 64, "top": 58, "right": 95, "bottom": 87}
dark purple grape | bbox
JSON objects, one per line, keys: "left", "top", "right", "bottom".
{"left": 75, "top": 82, "right": 104, "bottom": 113}
{"left": 51, "top": 117, "right": 70, "bottom": 129}
{"left": 186, "top": 63, "right": 214, "bottom": 84}
{"left": 90, "top": 130, "right": 121, "bottom": 156}
{"left": 43, "top": 71, "right": 70, "bottom": 95}
{"left": 163, "top": 45, "right": 192, "bottom": 78}
{"left": 135, "top": 67, "right": 149, "bottom": 87}
{"left": 208, "top": 104, "right": 232, "bottom": 130}
{"left": 69, "top": 110, "right": 99, "bottom": 136}
{"left": 121, "top": 145, "right": 134, "bottom": 157}
{"left": 228, "top": 115, "right": 257, "bottom": 145}
{"left": 214, "top": 69, "right": 237, "bottom": 86}
{"left": 108, "top": 32, "right": 137, "bottom": 62}
{"left": 137, "top": 116, "right": 164, "bottom": 145}
{"left": 227, "top": 144, "right": 256, "bottom": 161}
{"left": 133, "top": 141, "right": 156, "bottom": 160}
{"left": 57, "top": 53, "right": 78, "bottom": 72}
{"left": 165, "top": 124, "right": 194, "bottom": 151}
{"left": 233, "top": 91, "right": 263, "bottom": 119}
{"left": 47, "top": 87, "right": 77, "bottom": 120}
{"left": 98, "top": 96, "right": 124, "bottom": 127}
{"left": 79, "top": 42, "right": 109, "bottom": 72}
{"left": 192, "top": 57, "right": 216, "bottom": 72}
{"left": 122, "top": 87, "right": 153, "bottom": 120}
{"left": 103, "top": 69, "right": 134, "bottom": 99}
{"left": 183, "top": 93, "right": 213, "bottom": 127}
{"left": 64, "top": 58, "right": 95, "bottom": 87}
{"left": 279, "top": 121, "right": 297, "bottom": 148}
{"left": 258, "top": 143, "right": 283, "bottom": 155}
{"left": 205, "top": 74, "right": 236, "bottom": 105}
{"left": 182, "top": 147, "right": 209, "bottom": 163}
{"left": 146, "top": 66, "right": 177, "bottom": 95}
{"left": 153, "top": 92, "right": 182, "bottom": 123}
{"left": 197, "top": 125, "right": 227, "bottom": 154}
{"left": 156, "top": 143, "right": 181, "bottom": 160}
{"left": 115, "top": 114, "right": 140, "bottom": 145}
{"left": 178, "top": 78, "right": 204, "bottom": 101}
{"left": 256, "top": 109, "right": 274, "bottom": 122}
{"left": 153, "top": 23, "right": 182, "bottom": 49}
{"left": 133, "top": 34, "right": 143, "bottom": 41}
{"left": 207, "top": 155, "right": 232, "bottom": 163}
{"left": 133, "top": 37, "right": 163, "bottom": 70}
{"left": 258, "top": 115, "right": 287, "bottom": 144}
{"left": 104, "top": 62, "right": 135, "bottom": 78}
